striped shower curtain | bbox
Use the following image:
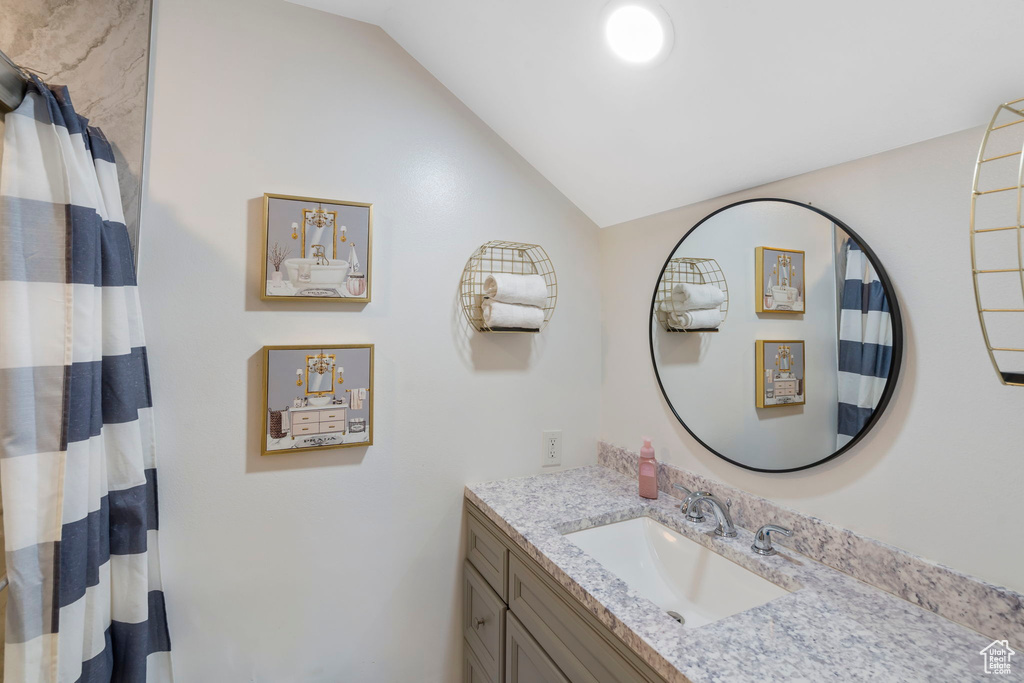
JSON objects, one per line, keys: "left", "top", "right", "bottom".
{"left": 0, "top": 77, "right": 171, "bottom": 680}
{"left": 836, "top": 239, "right": 894, "bottom": 448}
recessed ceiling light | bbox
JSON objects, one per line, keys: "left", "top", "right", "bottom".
{"left": 604, "top": 3, "right": 672, "bottom": 65}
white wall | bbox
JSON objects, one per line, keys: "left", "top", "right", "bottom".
{"left": 652, "top": 201, "right": 840, "bottom": 469}
{"left": 601, "top": 126, "right": 1024, "bottom": 593}
{"left": 141, "top": 0, "right": 601, "bottom": 679}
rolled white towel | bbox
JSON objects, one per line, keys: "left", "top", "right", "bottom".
{"left": 483, "top": 299, "right": 544, "bottom": 330}
{"left": 484, "top": 273, "right": 548, "bottom": 308}
{"left": 671, "top": 283, "right": 725, "bottom": 310}
{"left": 669, "top": 308, "right": 723, "bottom": 330}
{"left": 660, "top": 299, "right": 723, "bottom": 315}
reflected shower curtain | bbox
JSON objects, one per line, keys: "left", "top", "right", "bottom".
{"left": 0, "top": 77, "right": 171, "bottom": 681}
{"left": 836, "top": 240, "right": 894, "bottom": 448}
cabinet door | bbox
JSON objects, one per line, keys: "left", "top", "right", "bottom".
{"left": 508, "top": 555, "right": 646, "bottom": 682}
{"left": 506, "top": 613, "right": 569, "bottom": 683}
{"left": 466, "top": 511, "right": 509, "bottom": 599}
{"left": 464, "top": 561, "right": 506, "bottom": 683}
{"left": 465, "top": 639, "right": 496, "bottom": 683}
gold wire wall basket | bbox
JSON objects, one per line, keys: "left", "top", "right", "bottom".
{"left": 655, "top": 257, "right": 729, "bottom": 332}
{"left": 460, "top": 240, "right": 557, "bottom": 333}
{"left": 971, "top": 96, "right": 1024, "bottom": 386}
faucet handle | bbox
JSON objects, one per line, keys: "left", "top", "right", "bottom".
{"left": 752, "top": 524, "right": 792, "bottom": 556}
{"left": 676, "top": 487, "right": 710, "bottom": 522}
{"left": 672, "top": 483, "right": 702, "bottom": 520}
{"left": 671, "top": 483, "right": 692, "bottom": 497}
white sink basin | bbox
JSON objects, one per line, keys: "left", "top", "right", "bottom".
{"left": 565, "top": 517, "right": 789, "bottom": 628}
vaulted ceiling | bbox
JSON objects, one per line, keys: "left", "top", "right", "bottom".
{"left": 289, "top": 0, "right": 1024, "bottom": 227}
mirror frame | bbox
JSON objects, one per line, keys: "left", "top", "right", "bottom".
{"left": 648, "top": 198, "right": 904, "bottom": 473}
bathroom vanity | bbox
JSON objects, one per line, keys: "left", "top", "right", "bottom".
{"left": 460, "top": 198, "right": 1022, "bottom": 682}
{"left": 464, "top": 500, "right": 665, "bottom": 683}
{"left": 287, "top": 404, "right": 348, "bottom": 439}
{"left": 463, "top": 460, "right": 1012, "bottom": 682}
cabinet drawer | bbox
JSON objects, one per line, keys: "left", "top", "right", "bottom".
{"left": 320, "top": 421, "right": 345, "bottom": 433}
{"left": 775, "top": 381, "right": 797, "bottom": 396}
{"left": 319, "top": 409, "right": 345, "bottom": 422}
{"left": 466, "top": 513, "right": 509, "bottom": 600}
{"left": 508, "top": 555, "right": 644, "bottom": 683}
{"left": 292, "top": 412, "right": 318, "bottom": 424}
{"left": 292, "top": 423, "right": 320, "bottom": 436}
{"left": 506, "top": 612, "right": 569, "bottom": 683}
{"left": 465, "top": 639, "right": 496, "bottom": 683}
{"left": 465, "top": 561, "right": 506, "bottom": 683}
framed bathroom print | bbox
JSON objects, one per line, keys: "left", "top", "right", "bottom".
{"left": 755, "top": 247, "right": 804, "bottom": 313}
{"left": 261, "top": 193, "right": 373, "bottom": 302}
{"left": 755, "top": 340, "right": 805, "bottom": 408}
{"left": 261, "top": 344, "right": 374, "bottom": 455}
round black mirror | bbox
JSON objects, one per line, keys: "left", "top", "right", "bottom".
{"left": 649, "top": 198, "right": 903, "bottom": 472}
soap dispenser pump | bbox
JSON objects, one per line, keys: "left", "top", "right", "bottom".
{"left": 638, "top": 437, "right": 658, "bottom": 499}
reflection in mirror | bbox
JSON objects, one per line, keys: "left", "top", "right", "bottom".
{"left": 654, "top": 258, "right": 729, "bottom": 332}
{"left": 650, "top": 199, "right": 902, "bottom": 472}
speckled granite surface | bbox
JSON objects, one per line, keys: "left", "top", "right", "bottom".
{"left": 599, "top": 440, "right": 1024, "bottom": 648}
{"left": 466, "top": 465, "right": 1018, "bottom": 682}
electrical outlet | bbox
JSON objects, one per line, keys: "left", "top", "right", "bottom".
{"left": 542, "top": 430, "right": 562, "bottom": 467}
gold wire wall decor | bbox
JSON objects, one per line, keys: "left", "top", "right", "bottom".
{"left": 459, "top": 240, "right": 558, "bottom": 333}
{"left": 971, "top": 96, "right": 1024, "bottom": 386}
{"left": 654, "top": 257, "right": 729, "bottom": 332}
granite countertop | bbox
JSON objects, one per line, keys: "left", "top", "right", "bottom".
{"left": 465, "top": 465, "right": 1003, "bottom": 683}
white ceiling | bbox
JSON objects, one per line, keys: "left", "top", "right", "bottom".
{"left": 289, "top": 0, "right": 1024, "bottom": 227}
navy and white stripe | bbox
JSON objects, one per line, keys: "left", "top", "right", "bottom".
{"left": 836, "top": 240, "right": 893, "bottom": 448}
{"left": 0, "top": 77, "right": 171, "bottom": 682}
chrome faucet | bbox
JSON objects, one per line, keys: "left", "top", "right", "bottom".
{"left": 751, "top": 524, "right": 792, "bottom": 556}
{"left": 671, "top": 483, "right": 710, "bottom": 522}
{"left": 685, "top": 493, "right": 737, "bottom": 538}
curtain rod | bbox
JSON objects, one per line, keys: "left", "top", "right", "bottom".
{"left": 0, "top": 47, "right": 28, "bottom": 112}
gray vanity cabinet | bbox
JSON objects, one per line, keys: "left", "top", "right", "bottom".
{"left": 506, "top": 612, "right": 570, "bottom": 683}
{"left": 463, "top": 501, "right": 666, "bottom": 683}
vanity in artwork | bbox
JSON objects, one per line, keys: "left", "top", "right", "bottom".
{"left": 261, "top": 344, "right": 374, "bottom": 454}
{"left": 756, "top": 340, "right": 806, "bottom": 408}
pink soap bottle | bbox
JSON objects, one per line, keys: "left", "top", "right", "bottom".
{"left": 638, "top": 437, "right": 658, "bottom": 499}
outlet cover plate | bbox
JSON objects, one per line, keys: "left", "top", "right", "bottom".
{"left": 543, "top": 430, "right": 562, "bottom": 467}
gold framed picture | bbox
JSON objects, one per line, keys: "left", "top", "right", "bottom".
{"left": 755, "top": 247, "right": 804, "bottom": 313}
{"left": 261, "top": 193, "right": 373, "bottom": 302}
{"left": 756, "top": 340, "right": 805, "bottom": 408}
{"left": 261, "top": 344, "right": 374, "bottom": 455}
